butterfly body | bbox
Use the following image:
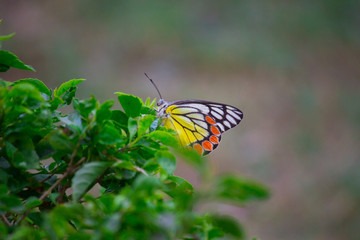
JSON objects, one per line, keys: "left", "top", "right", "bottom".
{"left": 156, "top": 99, "right": 243, "bottom": 155}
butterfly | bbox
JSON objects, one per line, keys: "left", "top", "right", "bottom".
{"left": 146, "top": 73, "right": 243, "bottom": 156}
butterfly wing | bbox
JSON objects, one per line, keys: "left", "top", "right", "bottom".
{"left": 162, "top": 100, "right": 243, "bottom": 155}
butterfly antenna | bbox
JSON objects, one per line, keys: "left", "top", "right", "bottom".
{"left": 144, "top": 73, "right": 163, "bottom": 99}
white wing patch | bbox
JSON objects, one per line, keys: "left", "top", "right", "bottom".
{"left": 223, "top": 120, "right": 231, "bottom": 129}
{"left": 179, "top": 104, "right": 210, "bottom": 113}
{"left": 212, "top": 107, "right": 224, "bottom": 115}
{"left": 211, "top": 111, "right": 222, "bottom": 120}
{"left": 228, "top": 110, "right": 241, "bottom": 120}
{"left": 226, "top": 115, "right": 237, "bottom": 125}
{"left": 217, "top": 123, "right": 225, "bottom": 132}
{"left": 193, "top": 119, "right": 208, "bottom": 130}
{"left": 187, "top": 113, "right": 205, "bottom": 120}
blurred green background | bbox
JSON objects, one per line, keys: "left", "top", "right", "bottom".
{"left": 1, "top": 1, "right": 359, "bottom": 239}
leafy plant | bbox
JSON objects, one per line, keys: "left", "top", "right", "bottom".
{"left": 0, "top": 22, "right": 269, "bottom": 239}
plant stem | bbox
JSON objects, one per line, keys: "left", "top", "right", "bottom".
{"left": 15, "top": 156, "right": 86, "bottom": 226}
{"left": 1, "top": 215, "right": 10, "bottom": 227}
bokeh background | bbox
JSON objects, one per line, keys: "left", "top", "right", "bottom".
{"left": 1, "top": 1, "right": 359, "bottom": 239}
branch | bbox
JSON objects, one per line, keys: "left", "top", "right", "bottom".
{"left": 1, "top": 215, "right": 10, "bottom": 227}
{"left": 15, "top": 157, "right": 86, "bottom": 225}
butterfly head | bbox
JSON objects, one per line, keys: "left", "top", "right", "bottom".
{"left": 156, "top": 98, "right": 169, "bottom": 118}
{"left": 157, "top": 98, "right": 166, "bottom": 107}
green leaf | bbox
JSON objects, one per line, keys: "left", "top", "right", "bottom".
{"left": 59, "top": 112, "right": 83, "bottom": 133}
{"left": 156, "top": 151, "right": 176, "bottom": 175}
{"left": 13, "top": 78, "right": 51, "bottom": 96}
{"left": 95, "top": 121, "right": 123, "bottom": 145}
{"left": 9, "top": 82, "right": 43, "bottom": 102}
{"left": 35, "top": 140, "right": 55, "bottom": 159}
{"left": 72, "top": 161, "right": 110, "bottom": 202}
{"left": 115, "top": 92, "right": 142, "bottom": 118}
{"left": 62, "top": 86, "right": 77, "bottom": 105}
{"left": 166, "top": 176, "right": 193, "bottom": 195}
{"left": 148, "top": 98, "right": 157, "bottom": 108}
{"left": 138, "top": 115, "right": 156, "bottom": 136}
{"left": 47, "top": 129, "right": 76, "bottom": 153}
{"left": 25, "top": 196, "right": 43, "bottom": 209}
{"left": 210, "top": 215, "right": 245, "bottom": 239}
{"left": 0, "top": 79, "right": 12, "bottom": 87}
{"left": 208, "top": 228, "right": 224, "bottom": 240}
{"left": 50, "top": 96, "right": 63, "bottom": 110}
{"left": 54, "top": 79, "right": 85, "bottom": 97}
{"left": 0, "top": 194, "right": 25, "bottom": 214}
{"left": 73, "top": 96, "right": 97, "bottom": 118}
{"left": 111, "top": 110, "right": 128, "bottom": 128}
{"left": 145, "top": 97, "right": 151, "bottom": 106}
{"left": 0, "top": 64, "right": 9, "bottom": 72}
{"left": 148, "top": 131, "right": 179, "bottom": 148}
{"left": 140, "top": 106, "right": 156, "bottom": 115}
{"left": 0, "top": 32, "right": 15, "bottom": 41}
{"left": 0, "top": 50, "right": 35, "bottom": 72}
{"left": 165, "top": 176, "right": 194, "bottom": 209}
{"left": 213, "top": 175, "right": 270, "bottom": 204}
{"left": 134, "top": 175, "right": 163, "bottom": 193}
{"left": 128, "top": 117, "right": 137, "bottom": 140}
{"left": 96, "top": 100, "right": 114, "bottom": 123}
{"left": 112, "top": 160, "right": 136, "bottom": 171}
{"left": 5, "top": 137, "right": 39, "bottom": 170}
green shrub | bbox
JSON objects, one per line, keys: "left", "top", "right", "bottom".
{"left": 0, "top": 22, "right": 269, "bottom": 240}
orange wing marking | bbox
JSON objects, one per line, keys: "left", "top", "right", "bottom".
{"left": 209, "top": 135, "right": 219, "bottom": 144}
{"left": 202, "top": 140, "right": 213, "bottom": 151}
{"left": 211, "top": 126, "right": 221, "bottom": 136}
{"left": 193, "top": 143, "right": 204, "bottom": 155}
{"left": 206, "top": 116, "right": 216, "bottom": 125}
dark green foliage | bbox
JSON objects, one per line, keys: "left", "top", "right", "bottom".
{"left": 0, "top": 27, "right": 270, "bottom": 239}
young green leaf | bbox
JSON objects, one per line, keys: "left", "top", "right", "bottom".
{"left": 9, "top": 83, "right": 43, "bottom": 102}
{"left": 13, "top": 78, "right": 51, "bottom": 96}
{"left": 72, "top": 161, "right": 110, "bottom": 202}
{"left": 0, "top": 50, "right": 35, "bottom": 72}
{"left": 115, "top": 92, "right": 142, "bottom": 118}
{"left": 0, "top": 32, "right": 15, "bottom": 41}
{"left": 54, "top": 79, "right": 85, "bottom": 97}
{"left": 73, "top": 96, "right": 97, "bottom": 119}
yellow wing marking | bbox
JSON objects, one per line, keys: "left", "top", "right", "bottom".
{"left": 171, "top": 115, "right": 196, "bottom": 131}
{"left": 194, "top": 132, "right": 204, "bottom": 141}
{"left": 171, "top": 107, "right": 196, "bottom": 115}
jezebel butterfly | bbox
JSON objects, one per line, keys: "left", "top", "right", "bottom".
{"left": 146, "top": 74, "right": 243, "bottom": 156}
